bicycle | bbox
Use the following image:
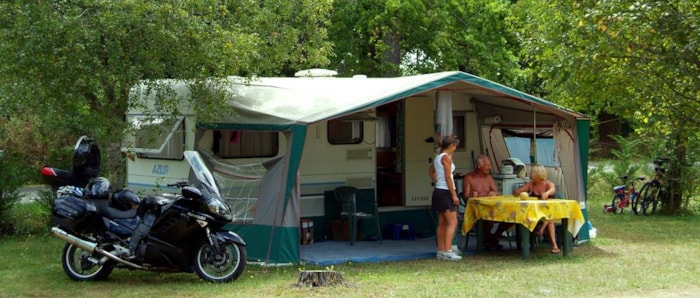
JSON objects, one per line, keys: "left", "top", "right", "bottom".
{"left": 633, "top": 158, "right": 670, "bottom": 215}
{"left": 607, "top": 175, "right": 645, "bottom": 214}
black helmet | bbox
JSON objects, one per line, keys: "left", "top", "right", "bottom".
{"left": 111, "top": 189, "right": 140, "bottom": 211}
{"left": 86, "top": 177, "right": 111, "bottom": 200}
{"left": 73, "top": 136, "right": 101, "bottom": 177}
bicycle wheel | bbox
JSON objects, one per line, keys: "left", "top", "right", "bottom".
{"left": 640, "top": 183, "right": 660, "bottom": 216}
{"left": 611, "top": 195, "right": 623, "bottom": 214}
{"left": 632, "top": 184, "right": 649, "bottom": 215}
{"left": 645, "top": 189, "right": 663, "bottom": 215}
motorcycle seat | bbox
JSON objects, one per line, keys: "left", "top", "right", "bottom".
{"left": 93, "top": 199, "right": 137, "bottom": 219}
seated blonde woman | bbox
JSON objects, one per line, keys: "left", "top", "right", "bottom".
{"left": 513, "top": 164, "right": 560, "bottom": 253}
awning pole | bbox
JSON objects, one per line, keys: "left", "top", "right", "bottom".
{"left": 531, "top": 108, "right": 537, "bottom": 164}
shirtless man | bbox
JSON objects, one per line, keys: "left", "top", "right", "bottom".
{"left": 462, "top": 155, "right": 511, "bottom": 249}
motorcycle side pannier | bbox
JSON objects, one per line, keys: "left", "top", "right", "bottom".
{"left": 52, "top": 195, "right": 97, "bottom": 232}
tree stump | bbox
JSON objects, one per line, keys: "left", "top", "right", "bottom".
{"left": 294, "top": 270, "right": 347, "bottom": 287}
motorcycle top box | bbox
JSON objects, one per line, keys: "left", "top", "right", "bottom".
{"left": 40, "top": 167, "right": 74, "bottom": 189}
{"left": 40, "top": 136, "right": 100, "bottom": 189}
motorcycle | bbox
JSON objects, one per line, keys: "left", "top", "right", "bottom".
{"left": 41, "top": 140, "right": 246, "bottom": 283}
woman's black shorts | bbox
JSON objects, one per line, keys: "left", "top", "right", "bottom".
{"left": 431, "top": 188, "right": 457, "bottom": 213}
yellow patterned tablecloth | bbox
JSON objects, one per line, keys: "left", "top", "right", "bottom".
{"left": 461, "top": 196, "right": 585, "bottom": 237}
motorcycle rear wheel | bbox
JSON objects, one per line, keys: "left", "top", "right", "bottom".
{"left": 193, "top": 241, "right": 246, "bottom": 283}
{"left": 61, "top": 243, "right": 114, "bottom": 281}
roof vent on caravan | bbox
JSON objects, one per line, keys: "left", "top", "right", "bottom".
{"left": 294, "top": 68, "right": 338, "bottom": 77}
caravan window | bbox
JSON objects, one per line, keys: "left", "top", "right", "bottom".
{"left": 504, "top": 136, "right": 555, "bottom": 166}
{"left": 214, "top": 130, "right": 278, "bottom": 158}
{"left": 328, "top": 119, "right": 363, "bottom": 145}
{"left": 128, "top": 116, "right": 185, "bottom": 160}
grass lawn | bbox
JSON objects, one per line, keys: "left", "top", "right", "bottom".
{"left": 1, "top": 199, "right": 698, "bottom": 297}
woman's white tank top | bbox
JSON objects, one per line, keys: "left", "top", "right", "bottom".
{"left": 434, "top": 153, "right": 455, "bottom": 190}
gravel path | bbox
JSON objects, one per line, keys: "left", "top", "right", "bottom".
{"left": 16, "top": 185, "right": 51, "bottom": 203}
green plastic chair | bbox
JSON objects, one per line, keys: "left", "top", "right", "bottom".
{"left": 333, "top": 186, "right": 383, "bottom": 245}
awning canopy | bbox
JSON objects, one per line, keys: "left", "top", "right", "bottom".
{"left": 130, "top": 71, "right": 588, "bottom": 127}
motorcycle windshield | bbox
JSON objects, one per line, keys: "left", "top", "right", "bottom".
{"left": 183, "top": 151, "right": 221, "bottom": 197}
{"left": 74, "top": 135, "right": 90, "bottom": 150}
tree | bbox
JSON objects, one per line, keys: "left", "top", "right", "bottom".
{"left": 0, "top": 0, "right": 332, "bottom": 184}
{"left": 513, "top": 0, "right": 700, "bottom": 212}
{"left": 328, "top": 0, "right": 524, "bottom": 86}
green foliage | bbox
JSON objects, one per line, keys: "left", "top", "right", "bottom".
{"left": 608, "top": 135, "right": 645, "bottom": 177}
{"left": 6, "top": 201, "right": 50, "bottom": 236}
{"left": 0, "top": 147, "right": 32, "bottom": 228}
{"left": 679, "top": 165, "right": 700, "bottom": 212}
{"left": 587, "top": 135, "right": 647, "bottom": 198}
{"left": 0, "top": 1, "right": 333, "bottom": 178}
{"left": 0, "top": 152, "right": 34, "bottom": 235}
{"left": 35, "top": 190, "right": 57, "bottom": 232}
{"left": 0, "top": 190, "right": 20, "bottom": 235}
{"left": 587, "top": 162, "right": 615, "bottom": 198}
{"left": 514, "top": 1, "right": 699, "bottom": 124}
{"left": 588, "top": 133, "right": 700, "bottom": 214}
{"left": 328, "top": 0, "right": 524, "bottom": 86}
{"left": 513, "top": 1, "right": 700, "bottom": 213}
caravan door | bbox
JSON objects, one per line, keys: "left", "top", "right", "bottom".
{"left": 403, "top": 97, "right": 435, "bottom": 206}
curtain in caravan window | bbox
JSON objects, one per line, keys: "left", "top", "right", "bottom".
{"left": 217, "top": 130, "right": 278, "bottom": 158}
{"left": 452, "top": 114, "right": 465, "bottom": 150}
{"left": 482, "top": 127, "right": 509, "bottom": 171}
{"left": 376, "top": 116, "right": 390, "bottom": 148}
{"left": 554, "top": 122, "right": 576, "bottom": 200}
{"left": 435, "top": 91, "right": 454, "bottom": 142}
{"left": 328, "top": 119, "right": 363, "bottom": 144}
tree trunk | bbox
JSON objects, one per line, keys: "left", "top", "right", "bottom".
{"left": 294, "top": 270, "right": 348, "bottom": 287}
{"left": 667, "top": 131, "right": 686, "bottom": 213}
{"left": 382, "top": 32, "right": 401, "bottom": 77}
{"left": 594, "top": 112, "right": 621, "bottom": 159}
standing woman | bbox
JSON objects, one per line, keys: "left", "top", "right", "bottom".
{"left": 428, "top": 135, "right": 462, "bottom": 260}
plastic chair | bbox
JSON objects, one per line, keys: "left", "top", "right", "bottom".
{"left": 458, "top": 194, "right": 475, "bottom": 251}
{"left": 333, "top": 186, "right": 383, "bottom": 245}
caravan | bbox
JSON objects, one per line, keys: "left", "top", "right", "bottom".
{"left": 124, "top": 71, "right": 591, "bottom": 264}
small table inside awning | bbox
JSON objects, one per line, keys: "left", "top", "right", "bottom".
{"left": 461, "top": 196, "right": 585, "bottom": 259}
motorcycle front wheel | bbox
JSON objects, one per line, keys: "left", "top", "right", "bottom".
{"left": 193, "top": 241, "right": 246, "bottom": 283}
{"left": 61, "top": 243, "right": 113, "bottom": 281}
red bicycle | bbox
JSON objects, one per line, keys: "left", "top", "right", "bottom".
{"left": 607, "top": 175, "right": 645, "bottom": 214}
